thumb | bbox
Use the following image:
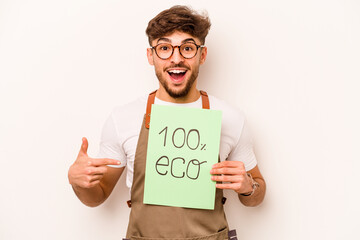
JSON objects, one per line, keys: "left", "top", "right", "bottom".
{"left": 79, "top": 137, "right": 89, "bottom": 156}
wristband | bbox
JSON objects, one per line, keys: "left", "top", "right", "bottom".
{"left": 240, "top": 173, "right": 260, "bottom": 197}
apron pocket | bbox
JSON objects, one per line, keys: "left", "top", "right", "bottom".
{"left": 130, "top": 227, "right": 228, "bottom": 240}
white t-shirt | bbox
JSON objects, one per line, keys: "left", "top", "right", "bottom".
{"left": 97, "top": 94, "right": 257, "bottom": 194}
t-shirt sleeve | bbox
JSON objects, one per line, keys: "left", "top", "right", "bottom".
{"left": 227, "top": 119, "right": 258, "bottom": 171}
{"left": 97, "top": 112, "right": 127, "bottom": 168}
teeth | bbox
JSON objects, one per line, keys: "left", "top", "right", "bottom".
{"left": 168, "top": 70, "right": 186, "bottom": 74}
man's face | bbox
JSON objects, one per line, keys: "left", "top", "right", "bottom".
{"left": 147, "top": 31, "right": 207, "bottom": 99}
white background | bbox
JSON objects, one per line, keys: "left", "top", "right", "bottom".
{"left": 1, "top": 0, "right": 359, "bottom": 239}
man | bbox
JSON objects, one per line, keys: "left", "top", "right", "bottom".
{"left": 68, "top": 5, "right": 266, "bottom": 239}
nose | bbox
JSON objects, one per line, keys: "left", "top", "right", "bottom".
{"left": 170, "top": 46, "right": 184, "bottom": 63}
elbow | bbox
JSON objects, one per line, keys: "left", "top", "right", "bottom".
{"left": 81, "top": 199, "right": 105, "bottom": 208}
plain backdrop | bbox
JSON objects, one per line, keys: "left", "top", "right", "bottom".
{"left": 0, "top": 0, "right": 359, "bottom": 239}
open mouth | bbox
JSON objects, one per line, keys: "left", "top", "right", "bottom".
{"left": 167, "top": 69, "right": 187, "bottom": 83}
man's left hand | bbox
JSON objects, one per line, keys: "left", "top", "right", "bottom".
{"left": 210, "top": 161, "right": 253, "bottom": 194}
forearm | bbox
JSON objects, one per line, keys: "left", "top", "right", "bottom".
{"left": 72, "top": 184, "right": 106, "bottom": 207}
{"left": 238, "top": 178, "right": 266, "bottom": 207}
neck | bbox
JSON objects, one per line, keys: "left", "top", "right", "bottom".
{"left": 156, "top": 84, "right": 200, "bottom": 103}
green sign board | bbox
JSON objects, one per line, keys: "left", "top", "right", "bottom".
{"left": 143, "top": 104, "right": 222, "bottom": 210}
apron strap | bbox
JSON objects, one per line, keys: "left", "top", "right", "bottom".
{"left": 200, "top": 90, "right": 210, "bottom": 109}
{"left": 145, "top": 90, "right": 210, "bottom": 129}
{"left": 145, "top": 90, "right": 157, "bottom": 129}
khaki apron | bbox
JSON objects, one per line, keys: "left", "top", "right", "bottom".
{"left": 126, "top": 90, "right": 234, "bottom": 240}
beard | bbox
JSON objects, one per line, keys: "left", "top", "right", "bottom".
{"left": 156, "top": 63, "right": 199, "bottom": 99}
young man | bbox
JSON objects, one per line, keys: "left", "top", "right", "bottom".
{"left": 68, "top": 5, "right": 266, "bottom": 239}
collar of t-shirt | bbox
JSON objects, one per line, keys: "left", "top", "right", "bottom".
{"left": 154, "top": 96, "right": 202, "bottom": 108}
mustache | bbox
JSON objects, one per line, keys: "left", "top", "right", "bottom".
{"left": 165, "top": 64, "right": 189, "bottom": 71}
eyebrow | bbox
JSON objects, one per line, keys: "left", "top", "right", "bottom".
{"left": 156, "top": 37, "right": 197, "bottom": 44}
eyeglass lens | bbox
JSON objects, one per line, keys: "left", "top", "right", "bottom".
{"left": 155, "top": 43, "right": 198, "bottom": 59}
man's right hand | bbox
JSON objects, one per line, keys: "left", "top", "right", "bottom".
{"left": 68, "top": 137, "right": 121, "bottom": 189}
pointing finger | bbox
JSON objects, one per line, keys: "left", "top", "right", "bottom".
{"left": 88, "top": 158, "right": 121, "bottom": 167}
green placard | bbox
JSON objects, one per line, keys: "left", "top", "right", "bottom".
{"left": 143, "top": 104, "right": 222, "bottom": 210}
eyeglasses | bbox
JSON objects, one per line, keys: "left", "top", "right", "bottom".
{"left": 151, "top": 42, "right": 204, "bottom": 60}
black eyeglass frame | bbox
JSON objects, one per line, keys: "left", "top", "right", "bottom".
{"left": 151, "top": 42, "right": 205, "bottom": 60}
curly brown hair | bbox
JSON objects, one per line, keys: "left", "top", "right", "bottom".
{"left": 146, "top": 5, "right": 211, "bottom": 45}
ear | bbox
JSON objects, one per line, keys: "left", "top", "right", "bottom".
{"left": 147, "top": 48, "right": 154, "bottom": 66}
{"left": 199, "top": 46, "right": 207, "bottom": 65}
